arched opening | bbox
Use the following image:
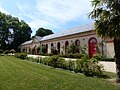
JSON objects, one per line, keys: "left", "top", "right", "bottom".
{"left": 46, "top": 44, "right": 48, "bottom": 54}
{"left": 32, "top": 45, "right": 37, "bottom": 55}
{"left": 51, "top": 43, "right": 54, "bottom": 47}
{"left": 51, "top": 43, "right": 54, "bottom": 53}
{"left": 88, "top": 37, "right": 97, "bottom": 58}
{"left": 65, "top": 41, "right": 69, "bottom": 53}
{"left": 57, "top": 42, "right": 60, "bottom": 54}
{"left": 75, "top": 40, "right": 80, "bottom": 53}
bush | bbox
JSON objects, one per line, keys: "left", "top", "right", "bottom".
{"left": 74, "top": 54, "right": 103, "bottom": 77}
{"left": 92, "top": 54, "right": 101, "bottom": 61}
{"left": 39, "top": 57, "right": 43, "bottom": 63}
{"left": 39, "top": 45, "right": 47, "bottom": 55}
{"left": 51, "top": 47, "right": 58, "bottom": 55}
{"left": 4, "top": 50, "right": 10, "bottom": 54}
{"left": 57, "top": 57, "right": 66, "bottom": 68}
{"left": 66, "top": 53, "right": 74, "bottom": 58}
{"left": 42, "top": 57, "right": 51, "bottom": 65}
{"left": 28, "top": 57, "right": 34, "bottom": 62}
{"left": 0, "top": 49, "right": 3, "bottom": 54}
{"left": 15, "top": 53, "right": 27, "bottom": 59}
{"left": 67, "top": 60, "right": 75, "bottom": 71}
{"left": 83, "top": 57, "right": 103, "bottom": 77}
{"left": 81, "top": 54, "right": 103, "bottom": 77}
{"left": 75, "top": 59, "right": 84, "bottom": 73}
{"left": 48, "top": 55, "right": 59, "bottom": 67}
{"left": 73, "top": 53, "right": 82, "bottom": 58}
{"left": 47, "top": 53, "right": 53, "bottom": 56}
{"left": 26, "top": 53, "right": 104, "bottom": 77}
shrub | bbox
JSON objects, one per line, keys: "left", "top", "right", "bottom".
{"left": 26, "top": 53, "right": 104, "bottom": 77}
{"left": 28, "top": 57, "right": 34, "bottom": 62}
{"left": 4, "top": 50, "right": 10, "bottom": 54}
{"left": 31, "top": 58, "right": 40, "bottom": 63}
{"left": 92, "top": 54, "right": 101, "bottom": 61}
{"left": 15, "top": 53, "right": 27, "bottom": 59}
{"left": 39, "top": 45, "right": 47, "bottom": 55}
{"left": 83, "top": 57, "right": 103, "bottom": 77}
{"left": 48, "top": 55, "right": 59, "bottom": 67}
{"left": 47, "top": 53, "right": 53, "bottom": 56}
{"left": 0, "top": 49, "right": 3, "bottom": 54}
{"left": 43, "top": 57, "right": 51, "bottom": 65}
{"left": 69, "top": 43, "right": 75, "bottom": 54}
{"left": 66, "top": 53, "right": 74, "bottom": 58}
{"left": 73, "top": 53, "right": 82, "bottom": 58}
{"left": 81, "top": 54, "right": 103, "bottom": 77}
{"left": 57, "top": 57, "right": 66, "bottom": 68}
{"left": 74, "top": 54, "right": 103, "bottom": 77}
{"left": 67, "top": 60, "right": 75, "bottom": 71}
{"left": 36, "top": 58, "right": 39, "bottom": 63}
{"left": 39, "top": 57, "right": 44, "bottom": 63}
{"left": 75, "top": 59, "right": 84, "bottom": 73}
{"left": 51, "top": 47, "right": 58, "bottom": 55}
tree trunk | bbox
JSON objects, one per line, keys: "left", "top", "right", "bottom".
{"left": 114, "top": 38, "right": 120, "bottom": 83}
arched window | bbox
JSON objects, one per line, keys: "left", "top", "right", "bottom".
{"left": 75, "top": 40, "right": 80, "bottom": 53}
{"left": 88, "top": 37, "right": 97, "bottom": 58}
{"left": 57, "top": 42, "right": 60, "bottom": 54}
{"left": 46, "top": 44, "right": 48, "bottom": 53}
{"left": 51, "top": 43, "right": 54, "bottom": 53}
{"left": 65, "top": 41, "right": 69, "bottom": 53}
{"left": 51, "top": 43, "right": 54, "bottom": 47}
{"left": 75, "top": 40, "right": 80, "bottom": 46}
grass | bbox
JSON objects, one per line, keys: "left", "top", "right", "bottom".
{"left": 0, "top": 56, "right": 120, "bottom": 90}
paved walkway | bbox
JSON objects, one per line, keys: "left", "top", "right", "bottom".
{"left": 99, "top": 61, "right": 116, "bottom": 73}
{"left": 28, "top": 55, "right": 116, "bottom": 73}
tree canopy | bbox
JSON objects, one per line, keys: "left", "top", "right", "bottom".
{"left": 35, "top": 28, "right": 54, "bottom": 37}
{"left": 89, "top": 0, "right": 120, "bottom": 38}
{"left": 0, "top": 12, "right": 32, "bottom": 51}
{"left": 89, "top": 0, "right": 120, "bottom": 83}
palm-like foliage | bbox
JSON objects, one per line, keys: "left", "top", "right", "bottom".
{"left": 89, "top": 0, "right": 120, "bottom": 83}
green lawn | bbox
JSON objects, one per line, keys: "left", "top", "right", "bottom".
{"left": 0, "top": 56, "right": 120, "bottom": 90}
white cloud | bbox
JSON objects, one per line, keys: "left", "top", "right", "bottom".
{"left": 16, "top": 1, "right": 58, "bottom": 30}
{"left": 16, "top": 0, "right": 93, "bottom": 35}
{"left": 36, "top": 0, "right": 92, "bottom": 23}
{"left": 27, "top": 18, "right": 56, "bottom": 30}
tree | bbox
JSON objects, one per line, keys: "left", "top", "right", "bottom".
{"left": 0, "top": 12, "right": 32, "bottom": 51}
{"left": 35, "top": 28, "right": 54, "bottom": 37}
{"left": 89, "top": 0, "right": 120, "bottom": 83}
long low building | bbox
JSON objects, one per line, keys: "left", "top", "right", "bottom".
{"left": 20, "top": 23, "right": 114, "bottom": 58}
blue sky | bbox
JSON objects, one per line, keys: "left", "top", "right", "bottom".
{"left": 0, "top": 0, "right": 93, "bottom": 36}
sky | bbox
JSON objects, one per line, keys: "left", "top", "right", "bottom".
{"left": 0, "top": 0, "right": 94, "bottom": 36}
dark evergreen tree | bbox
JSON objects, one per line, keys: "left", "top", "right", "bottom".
{"left": 35, "top": 27, "right": 54, "bottom": 37}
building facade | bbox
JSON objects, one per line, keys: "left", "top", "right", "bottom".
{"left": 20, "top": 23, "right": 114, "bottom": 58}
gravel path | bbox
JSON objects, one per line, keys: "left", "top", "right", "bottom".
{"left": 28, "top": 55, "right": 116, "bottom": 73}
{"left": 99, "top": 61, "right": 116, "bottom": 73}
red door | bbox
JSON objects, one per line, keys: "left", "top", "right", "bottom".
{"left": 89, "top": 38, "right": 97, "bottom": 58}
